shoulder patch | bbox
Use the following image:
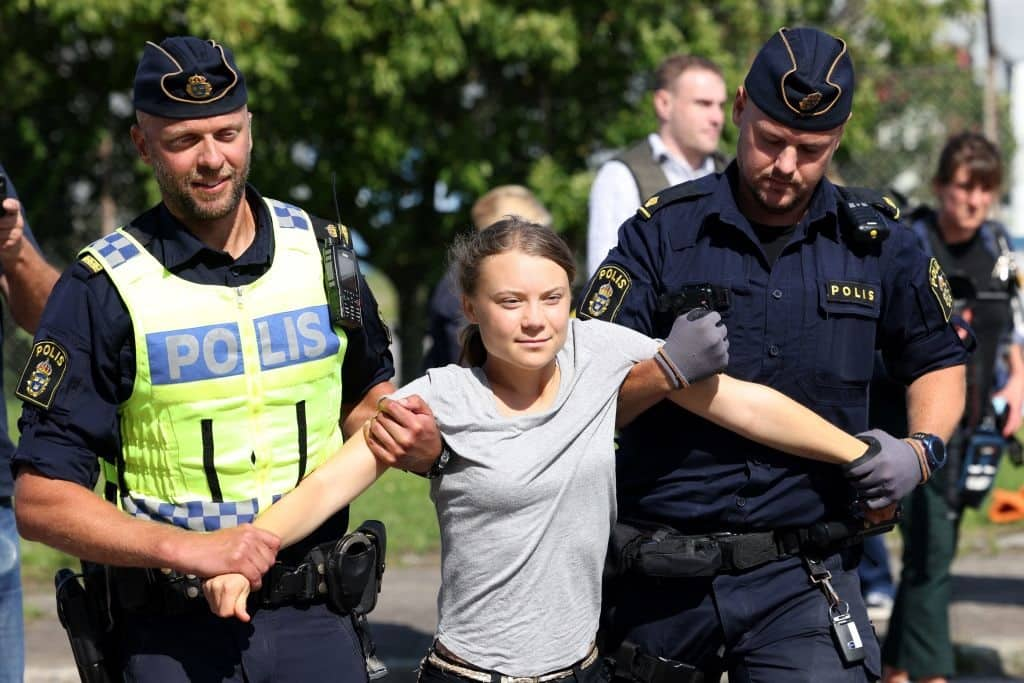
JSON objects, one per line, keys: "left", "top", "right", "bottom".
{"left": 78, "top": 253, "right": 104, "bottom": 274}
{"left": 928, "top": 257, "right": 953, "bottom": 322}
{"left": 16, "top": 340, "right": 70, "bottom": 409}
{"left": 577, "top": 264, "right": 631, "bottom": 321}
{"left": 636, "top": 177, "right": 715, "bottom": 220}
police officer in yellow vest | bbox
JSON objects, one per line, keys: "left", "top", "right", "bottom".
{"left": 12, "top": 36, "right": 442, "bottom": 681}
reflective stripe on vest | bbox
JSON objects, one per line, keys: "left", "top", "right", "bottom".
{"left": 81, "top": 198, "right": 347, "bottom": 530}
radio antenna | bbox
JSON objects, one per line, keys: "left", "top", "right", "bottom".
{"left": 331, "top": 172, "right": 343, "bottom": 227}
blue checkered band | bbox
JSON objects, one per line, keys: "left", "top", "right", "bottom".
{"left": 122, "top": 492, "right": 283, "bottom": 531}
{"left": 266, "top": 198, "right": 310, "bottom": 230}
{"left": 89, "top": 232, "right": 141, "bottom": 269}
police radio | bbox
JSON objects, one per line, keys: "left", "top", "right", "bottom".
{"left": 323, "top": 173, "right": 363, "bottom": 330}
{"left": 323, "top": 228, "right": 363, "bottom": 330}
{"left": 835, "top": 186, "right": 896, "bottom": 245}
{"left": 838, "top": 196, "right": 889, "bottom": 244}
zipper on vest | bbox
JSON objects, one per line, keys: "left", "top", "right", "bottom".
{"left": 235, "top": 286, "right": 244, "bottom": 309}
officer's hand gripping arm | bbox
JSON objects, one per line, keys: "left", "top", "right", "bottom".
{"left": 616, "top": 310, "right": 730, "bottom": 426}
{"left": 654, "top": 309, "right": 730, "bottom": 389}
{"left": 845, "top": 429, "right": 928, "bottom": 510}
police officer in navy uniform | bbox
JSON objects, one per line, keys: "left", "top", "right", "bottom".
{"left": 580, "top": 27, "right": 968, "bottom": 682}
{"left": 12, "top": 36, "right": 441, "bottom": 681}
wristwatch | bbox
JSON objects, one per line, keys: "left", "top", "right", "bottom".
{"left": 412, "top": 439, "right": 453, "bottom": 480}
{"left": 908, "top": 432, "right": 947, "bottom": 472}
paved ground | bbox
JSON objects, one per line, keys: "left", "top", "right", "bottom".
{"left": 22, "top": 531, "right": 1024, "bottom": 682}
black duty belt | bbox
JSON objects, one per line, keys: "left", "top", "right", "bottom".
{"left": 110, "top": 546, "right": 336, "bottom": 616}
{"left": 609, "top": 517, "right": 894, "bottom": 579}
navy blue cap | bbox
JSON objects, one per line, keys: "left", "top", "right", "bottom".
{"left": 133, "top": 37, "right": 247, "bottom": 119}
{"left": 744, "top": 27, "right": 854, "bottom": 131}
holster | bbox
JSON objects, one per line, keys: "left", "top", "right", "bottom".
{"left": 326, "top": 519, "right": 387, "bottom": 616}
{"left": 55, "top": 566, "right": 118, "bottom": 683}
{"left": 608, "top": 520, "right": 722, "bottom": 580}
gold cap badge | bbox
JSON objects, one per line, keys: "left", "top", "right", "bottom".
{"left": 185, "top": 74, "right": 213, "bottom": 99}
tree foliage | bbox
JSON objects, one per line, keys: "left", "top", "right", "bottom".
{"left": 0, "top": 0, "right": 987, "bottom": 379}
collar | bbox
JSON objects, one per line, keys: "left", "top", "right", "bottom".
{"left": 138, "top": 184, "right": 273, "bottom": 272}
{"left": 691, "top": 164, "right": 840, "bottom": 246}
{"left": 647, "top": 133, "right": 715, "bottom": 176}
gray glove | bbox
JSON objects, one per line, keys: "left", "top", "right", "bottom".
{"left": 655, "top": 309, "right": 729, "bottom": 389}
{"left": 844, "top": 429, "right": 924, "bottom": 509}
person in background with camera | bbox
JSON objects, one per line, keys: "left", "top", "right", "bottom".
{"left": 881, "top": 132, "right": 1024, "bottom": 683}
{"left": 0, "top": 163, "right": 60, "bottom": 683}
{"left": 11, "top": 36, "right": 442, "bottom": 682}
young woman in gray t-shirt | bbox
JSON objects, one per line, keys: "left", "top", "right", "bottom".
{"left": 204, "top": 219, "right": 881, "bottom": 681}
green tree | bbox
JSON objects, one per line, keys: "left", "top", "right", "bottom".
{"left": 0, "top": 0, "right": 984, "bottom": 381}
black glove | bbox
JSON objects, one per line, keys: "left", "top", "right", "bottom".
{"left": 844, "top": 429, "right": 925, "bottom": 510}
{"left": 655, "top": 309, "right": 729, "bottom": 389}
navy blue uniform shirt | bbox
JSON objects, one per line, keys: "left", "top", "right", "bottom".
{"left": 12, "top": 186, "right": 394, "bottom": 490}
{"left": 579, "top": 165, "right": 967, "bottom": 533}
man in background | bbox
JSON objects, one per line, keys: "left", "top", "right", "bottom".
{"left": 586, "top": 55, "right": 727, "bottom": 276}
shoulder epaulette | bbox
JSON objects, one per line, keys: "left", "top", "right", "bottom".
{"left": 77, "top": 252, "right": 105, "bottom": 276}
{"left": 636, "top": 176, "right": 716, "bottom": 220}
{"left": 311, "top": 216, "right": 354, "bottom": 250}
{"left": 835, "top": 186, "right": 901, "bottom": 221}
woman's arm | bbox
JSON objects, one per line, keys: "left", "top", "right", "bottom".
{"left": 204, "top": 427, "right": 388, "bottom": 621}
{"left": 670, "top": 374, "right": 866, "bottom": 463}
{"left": 256, "top": 427, "right": 388, "bottom": 547}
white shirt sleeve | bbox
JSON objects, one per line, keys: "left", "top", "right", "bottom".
{"left": 586, "top": 161, "right": 641, "bottom": 277}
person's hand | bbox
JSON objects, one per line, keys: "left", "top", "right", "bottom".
{"left": 845, "top": 429, "right": 926, "bottom": 510}
{"left": 363, "top": 394, "right": 442, "bottom": 474}
{"left": 203, "top": 573, "right": 253, "bottom": 622}
{"left": 656, "top": 309, "right": 729, "bottom": 388}
{"left": 172, "top": 524, "right": 280, "bottom": 588}
{"left": 0, "top": 198, "right": 26, "bottom": 261}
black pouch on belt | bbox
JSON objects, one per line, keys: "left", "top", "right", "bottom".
{"left": 610, "top": 519, "right": 723, "bottom": 578}
{"left": 326, "top": 519, "right": 387, "bottom": 615}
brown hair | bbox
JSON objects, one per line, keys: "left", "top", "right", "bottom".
{"left": 450, "top": 217, "right": 576, "bottom": 367}
{"left": 654, "top": 54, "right": 723, "bottom": 92}
{"left": 934, "top": 131, "right": 1003, "bottom": 190}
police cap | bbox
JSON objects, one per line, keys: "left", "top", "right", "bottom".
{"left": 133, "top": 36, "right": 247, "bottom": 119}
{"left": 744, "top": 27, "right": 854, "bottom": 132}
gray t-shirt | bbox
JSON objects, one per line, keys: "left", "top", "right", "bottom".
{"left": 393, "top": 318, "right": 660, "bottom": 675}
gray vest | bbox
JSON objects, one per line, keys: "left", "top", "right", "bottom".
{"left": 613, "top": 138, "right": 727, "bottom": 201}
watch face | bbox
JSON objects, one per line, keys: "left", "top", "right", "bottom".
{"left": 914, "top": 433, "right": 946, "bottom": 469}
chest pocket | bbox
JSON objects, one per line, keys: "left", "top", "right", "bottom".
{"left": 812, "top": 279, "right": 881, "bottom": 391}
